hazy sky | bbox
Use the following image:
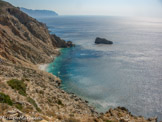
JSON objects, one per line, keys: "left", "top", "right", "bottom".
{"left": 4, "top": 0, "right": 162, "bottom": 17}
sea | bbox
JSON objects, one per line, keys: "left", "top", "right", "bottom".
{"left": 38, "top": 16, "right": 162, "bottom": 121}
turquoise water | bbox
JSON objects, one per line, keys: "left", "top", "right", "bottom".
{"left": 40, "top": 16, "right": 162, "bottom": 120}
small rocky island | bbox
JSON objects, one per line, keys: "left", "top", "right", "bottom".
{"left": 95, "top": 37, "right": 113, "bottom": 44}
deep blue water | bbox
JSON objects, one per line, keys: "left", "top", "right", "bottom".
{"left": 39, "top": 16, "right": 162, "bottom": 120}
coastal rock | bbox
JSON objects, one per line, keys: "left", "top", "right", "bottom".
{"left": 51, "top": 34, "right": 74, "bottom": 48}
{"left": 100, "top": 107, "right": 157, "bottom": 122}
{"left": 67, "top": 41, "right": 75, "bottom": 47}
{"left": 95, "top": 37, "right": 113, "bottom": 44}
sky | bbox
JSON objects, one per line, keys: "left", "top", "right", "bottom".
{"left": 4, "top": 0, "right": 162, "bottom": 17}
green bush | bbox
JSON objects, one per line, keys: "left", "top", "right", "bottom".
{"left": 7, "top": 79, "right": 27, "bottom": 96}
{"left": 57, "top": 99, "right": 63, "bottom": 106}
{"left": 15, "top": 103, "right": 23, "bottom": 110}
{"left": 27, "top": 97, "right": 41, "bottom": 112}
{"left": 39, "top": 90, "right": 44, "bottom": 94}
{"left": 0, "top": 92, "right": 13, "bottom": 106}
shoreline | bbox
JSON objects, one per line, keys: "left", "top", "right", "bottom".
{"left": 38, "top": 48, "right": 61, "bottom": 71}
{"left": 38, "top": 64, "right": 49, "bottom": 71}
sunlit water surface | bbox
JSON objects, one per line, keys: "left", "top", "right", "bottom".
{"left": 39, "top": 16, "right": 162, "bottom": 120}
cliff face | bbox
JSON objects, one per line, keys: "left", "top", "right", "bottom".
{"left": 0, "top": 1, "right": 97, "bottom": 121}
{"left": 0, "top": 1, "right": 70, "bottom": 65}
{"left": 0, "top": 1, "right": 157, "bottom": 122}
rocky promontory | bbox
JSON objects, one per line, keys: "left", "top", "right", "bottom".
{"left": 0, "top": 1, "right": 157, "bottom": 121}
{"left": 20, "top": 7, "right": 58, "bottom": 18}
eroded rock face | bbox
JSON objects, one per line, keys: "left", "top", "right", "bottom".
{"left": 95, "top": 37, "right": 113, "bottom": 44}
{"left": 51, "top": 34, "right": 74, "bottom": 48}
{"left": 0, "top": 2, "right": 73, "bottom": 64}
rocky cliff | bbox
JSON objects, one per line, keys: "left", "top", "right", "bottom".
{"left": 0, "top": 0, "right": 72, "bottom": 65}
{"left": 0, "top": 1, "right": 157, "bottom": 122}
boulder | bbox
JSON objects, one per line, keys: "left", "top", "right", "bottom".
{"left": 95, "top": 37, "right": 113, "bottom": 44}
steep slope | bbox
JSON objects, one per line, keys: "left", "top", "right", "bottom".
{"left": 0, "top": 1, "right": 97, "bottom": 121}
{"left": 0, "top": 0, "right": 157, "bottom": 122}
{"left": 0, "top": 0, "right": 70, "bottom": 65}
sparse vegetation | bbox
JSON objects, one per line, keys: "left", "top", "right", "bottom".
{"left": 57, "top": 99, "right": 64, "bottom": 106}
{"left": 48, "top": 98, "right": 52, "bottom": 103}
{"left": 15, "top": 103, "right": 23, "bottom": 110}
{"left": 65, "top": 117, "right": 80, "bottom": 122}
{"left": 27, "top": 97, "right": 41, "bottom": 112}
{"left": 106, "top": 120, "right": 112, "bottom": 122}
{"left": 39, "top": 90, "right": 44, "bottom": 94}
{"left": 22, "top": 77, "right": 30, "bottom": 82}
{"left": 7, "top": 79, "right": 27, "bottom": 96}
{"left": 0, "top": 92, "right": 13, "bottom": 106}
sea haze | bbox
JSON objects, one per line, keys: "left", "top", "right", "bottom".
{"left": 39, "top": 16, "right": 162, "bottom": 120}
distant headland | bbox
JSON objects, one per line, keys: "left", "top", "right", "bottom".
{"left": 20, "top": 7, "right": 58, "bottom": 18}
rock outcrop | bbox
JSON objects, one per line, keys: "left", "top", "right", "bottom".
{"left": 99, "top": 107, "right": 157, "bottom": 122}
{"left": 95, "top": 37, "right": 113, "bottom": 44}
{"left": 0, "top": 1, "right": 157, "bottom": 122}
{"left": 67, "top": 41, "right": 75, "bottom": 47}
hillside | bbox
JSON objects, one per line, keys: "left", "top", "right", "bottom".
{"left": 20, "top": 7, "right": 58, "bottom": 18}
{"left": 0, "top": 0, "right": 157, "bottom": 121}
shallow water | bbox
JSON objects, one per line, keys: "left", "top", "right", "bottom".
{"left": 39, "top": 16, "right": 162, "bottom": 120}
